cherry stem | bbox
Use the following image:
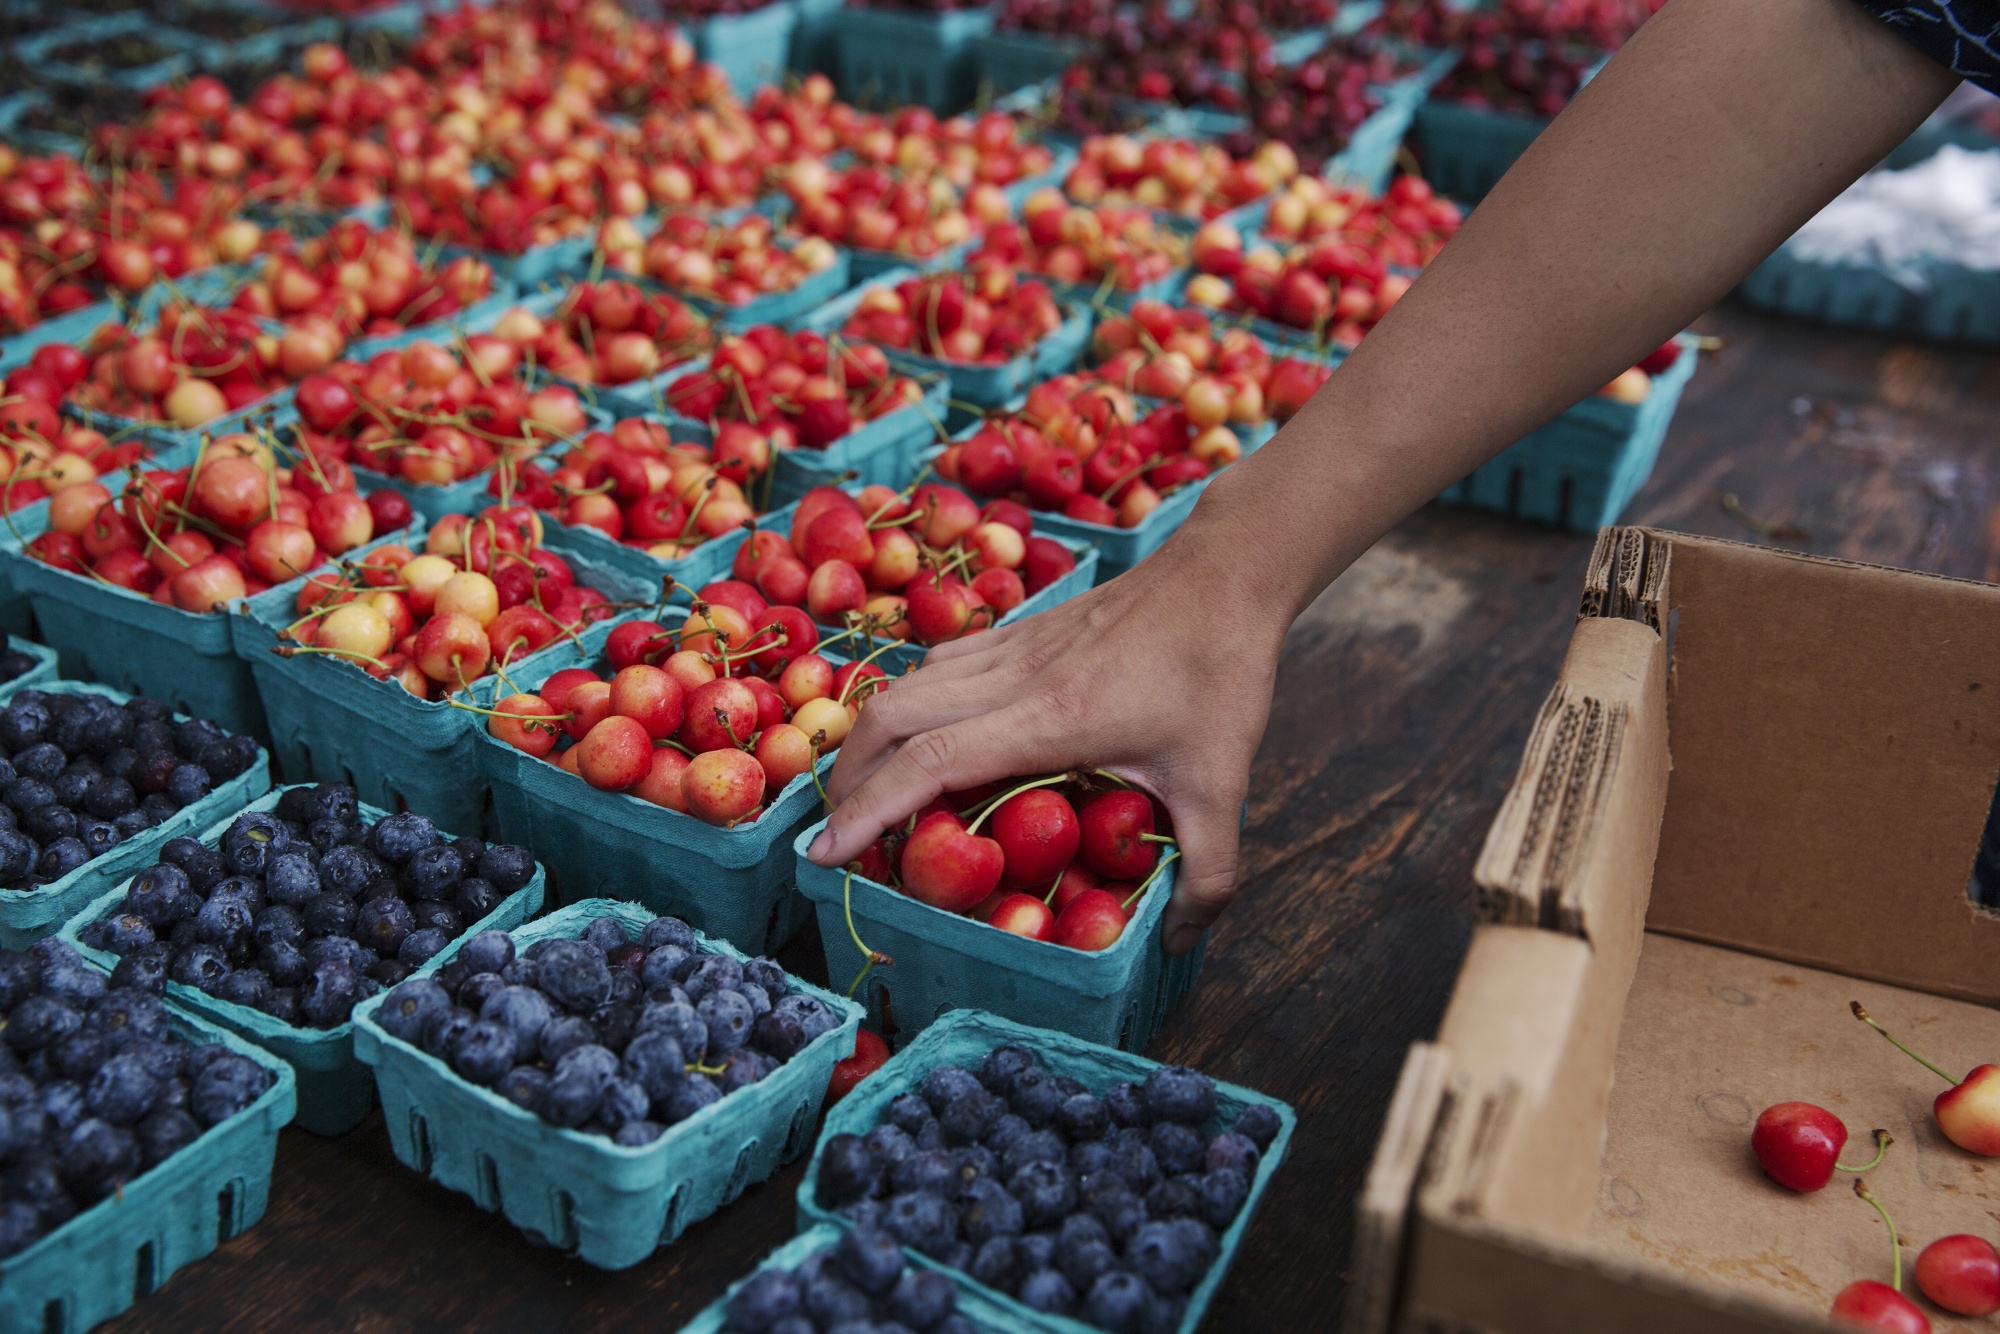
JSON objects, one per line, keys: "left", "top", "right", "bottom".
{"left": 1043, "top": 867, "right": 1066, "bottom": 906}
{"left": 716, "top": 708, "right": 747, "bottom": 752}
{"left": 842, "top": 869, "right": 892, "bottom": 999}
{"left": 1852, "top": 1002, "right": 1957, "bottom": 1086}
{"left": 1853, "top": 1179, "right": 1904, "bottom": 1292}
{"left": 686, "top": 1061, "right": 727, "bottom": 1076}
{"left": 273, "top": 645, "right": 388, "bottom": 672}
{"left": 446, "top": 697, "right": 574, "bottom": 730}
{"left": 1138, "top": 832, "right": 1176, "bottom": 844}
{"left": 809, "top": 745, "right": 832, "bottom": 812}
{"left": 1835, "top": 1129, "right": 1893, "bottom": 1175}
{"left": 1091, "top": 768, "right": 1132, "bottom": 788}
{"left": 1123, "top": 849, "right": 1181, "bottom": 913}
{"left": 964, "top": 772, "right": 1074, "bottom": 837}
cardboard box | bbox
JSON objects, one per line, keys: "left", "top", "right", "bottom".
{"left": 1348, "top": 527, "right": 2000, "bottom": 1334}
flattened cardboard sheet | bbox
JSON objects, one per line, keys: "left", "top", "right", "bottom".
{"left": 1586, "top": 931, "right": 2000, "bottom": 1333}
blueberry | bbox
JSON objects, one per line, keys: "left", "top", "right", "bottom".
{"left": 535, "top": 940, "right": 611, "bottom": 1012}
{"left": 1232, "top": 1104, "right": 1280, "bottom": 1151}
{"left": 865, "top": 1123, "right": 918, "bottom": 1177}
{"left": 620, "top": 1029, "right": 686, "bottom": 1103}
{"left": 659, "top": 1071, "right": 721, "bottom": 1124}
{"left": 251, "top": 904, "right": 304, "bottom": 953}
{"left": 49, "top": 1030, "right": 107, "bottom": 1082}
{"left": 173, "top": 718, "right": 223, "bottom": 758}
{"left": 1061, "top": 1237, "right": 1118, "bottom": 1295}
{"left": 1009, "top": 1066, "right": 1064, "bottom": 1128}
{"left": 214, "top": 964, "right": 273, "bottom": 1007}
{"left": 1008, "top": 1156, "right": 1077, "bottom": 1229}
{"left": 392, "top": 928, "right": 448, "bottom": 970}
{"left": 164, "top": 764, "right": 211, "bottom": 808}
{"left": 574, "top": 920, "right": 623, "bottom": 957}
{"left": 1002, "top": 1129, "right": 1065, "bottom": 1178}
{"left": 455, "top": 970, "right": 507, "bottom": 1014}
{"left": 370, "top": 812, "right": 439, "bottom": 864}
{"left": 886, "top": 1093, "right": 931, "bottom": 1137}
{"left": 452, "top": 876, "right": 503, "bottom": 923}
{"left": 99, "top": 914, "right": 154, "bottom": 955}
{"left": 696, "top": 989, "right": 754, "bottom": 1054}
{"left": 35, "top": 836, "right": 87, "bottom": 882}
{"left": 1204, "top": 1130, "right": 1259, "bottom": 1177}
{"left": 887, "top": 1269, "right": 957, "bottom": 1329}
{"left": 259, "top": 939, "right": 309, "bottom": 987}
{"left": 496, "top": 1065, "right": 549, "bottom": 1113}
{"left": 80, "top": 707, "right": 132, "bottom": 758}
{"left": 257, "top": 988, "right": 302, "bottom": 1025}
{"left": 190, "top": 1053, "right": 269, "bottom": 1127}
{"left": 0, "top": 698, "right": 49, "bottom": 751}
{"left": 595, "top": 1077, "right": 649, "bottom": 1130}
{"left": 1141, "top": 1067, "right": 1215, "bottom": 1128}
{"left": 51, "top": 766, "right": 97, "bottom": 809}
{"left": 683, "top": 955, "right": 743, "bottom": 1003}
{"left": 1092, "top": 1182, "right": 1150, "bottom": 1247}
{"left": 742, "top": 956, "right": 786, "bottom": 996}
{"left": 476, "top": 843, "right": 534, "bottom": 892}
{"left": 891, "top": 1148, "right": 959, "bottom": 1198}
{"left": 0, "top": 950, "right": 38, "bottom": 1011}
{"left": 109, "top": 947, "right": 169, "bottom": 996}
{"left": 126, "top": 863, "right": 191, "bottom": 926}
{"left": 39, "top": 1079, "right": 86, "bottom": 1130}
{"left": 612, "top": 1120, "right": 664, "bottom": 1147}
{"left": 301, "top": 784, "right": 358, "bottom": 826}
{"left": 134, "top": 1106, "right": 200, "bottom": 1168}
{"left": 12, "top": 742, "right": 64, "bottom": 782}
{"left": 449, "top": 1021, "right": 516, "bottom": 1085}
{"left": 299, "top": 961, "right": 362, "bottom": 1027}
{"left": 112, "top": 810, "right": 155, "bottom": 841}
{"left": 353, "top": 895, "right": 415, "bottom": 958}
{"left": 0, "top": 829, "right": 33, "bottom": 885}
{"left": 590, "top": 1001, "right": 639, "bottom": 1056}
{"left": 315, "top": 845, "right": 375, "bottom": 899}
{"left": 298, "top": 892, "right": 354, "bottom": 940}
{"left": 140, "top": 794, "right": 179, "bottom": 823}
{"left": 1017, "top": 1269, "right": 1076, "bottom": 1316}
{"left": 250, "top": 855, "right": 313, "bottom": 911}
{"left": 638, "top": 916, "right": 695, "bottom": 952}
{"left": 59, "top": 1117, "right": 139, "bottom": 1200}
{"left": 1198, "top": 1166, "right": 1249, "bottom": 1230}
{"left": 84, "top": 1052, "right": 159, "bottom": 1126}
{"left": 639, "top": 944, "right": 689, "bottom": 993}
{"left": 422, "top": 1008, "right": 476, "bottom": 1059}
{"left": 481, "top": 986, "right": 552, "bottom": 1052}
{"left": 130, "top": 750, "right": 180, "bottom": 796}
{"left": 22, "top": 803, "right": 75, "bottom": 847}
{"left": 819, "top": 1132, "right": 878, "bottom": 1205}
{"left": 84, "top": 777, "right": 135, "bottom": 821}
{"left": 210, "top": 874, "right": 265, "bottom": 912}
{"left": 167, "top": 944, "right": 229, "bottom": 993}
{"left": 962, "top": 1174, "right": 1026, "bottom": 1243}
{"left": 982, "top": 1112, "right": 1031, "bottom": 1157}
{"left": 1109, "top": 1139, "right": 1162, "bottom": 1195}
{"left": 195, "top": 895, "right": 254, "bottom": 956}
{"left": 1083, "top": 1271, "right": 1156, "bottom": 1333}
{"left": 771, "top": 994, "right": 838, "bottom": 1045}
{"left": 526, "top": 1015, "right": 588, "bottom": 1068}
{"left": 407, "top": 900, "right": 461, "bottom": 937}
{"left": 723, "top": 1266, "right": 802, "bottom": 1332}
{"left": 1, "top": 1155, "right": 71, "bottom": 1229}
{"left": 202, "top": 735, "right": 260, "bottom": 782}
{"left": 836, "top": 1223, "right": 907, "bottom": 1295}
{"left": 458, "top": 929, "right": 514, "bottom": 975}
{"left": 178, "top": 848, "right": 226, "bottom": 895}
{"left": 1149, "top": 1122, "right": 1205, "bottom": 1177}
{"left": 404, "top": 844, "right": 464, "bottom": 899}
{"left": 1072, "top": 1139, "right": 1116, "bottom": 1178}
{"left": 304, "top": 818, "right": 352, "bottom": 855}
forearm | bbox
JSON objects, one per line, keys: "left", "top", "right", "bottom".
{"left": 1172, "top": 0, "right": 1958, "bottom": 621}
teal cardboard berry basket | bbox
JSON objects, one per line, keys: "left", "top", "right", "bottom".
{"left": 1436, "top": 335, "right": 1699, "bottom": 531}
{"left": 970, "top": 28, "right": 1086, "bottom": 97}
{"left": 0, "top": 634, "right": 58, "bottom": 700}
{"left": 233, "top": 539, "right": 656, "bottom": 836}
{"left": 634, "top": 243, "right": 852, "bottom": 334}
{"left": 467, "top": 616, "right": 829, "bottom": 955}
{"left": 794, "top": 1008, "right": 1296, "bottom": 1334}
{"left": 685, "top": 0, "right": 800, "bottom": 95}
{"left": 351, "top": 898, "right": 865, "bottom": 1269}
{"left": 795, "top": 266, "right": 1095, "bottom": 412}
{"left": 0, "top": 1002, "right": 295, "bottom": 1334}
{"left": 681, "top": 1222, "right": 1020, "bottom": 1333}
{"left": 60, "top": 784, "right": 546, "bottom": 1136}
{"left": 14, "top": 12, "right": 204, "bottom": 90}
{"left": 1736, "top": 246, "right": 2000, "bottom": 346}
{"left": 0, "top": 300, "right": 117, "bottom": 375}
{"left": 832, "top": 2, "right": 997, "bottom": 113}
{"left": 0, "top": 452, "right": 155, "bottom": 639}
{"left": 0, "top": 679, "right": 272, "bottom": 951}
{"left": 792, "top": 818, "right": 1205, "bottom": 1052}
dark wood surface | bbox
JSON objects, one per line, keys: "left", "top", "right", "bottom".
{"left": 104, "top": 300, "right": 2000, "bottom": 1332}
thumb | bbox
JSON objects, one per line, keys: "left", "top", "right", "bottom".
{"left": 1158, "top": 786, "right": 1245, "bottom": 956}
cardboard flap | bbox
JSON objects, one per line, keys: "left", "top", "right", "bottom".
{"left": 1645, "top": 531, "right": 2000, "bottom": 1005}
{"left": 1475, "top": 616, "right": 1669, "bottom": 944}
{"left": 1579, "top": 527, "right": 1669, "bottom": 629}
{"left": 1342, "top": 1044, "right": 1453, "bottom": 1334}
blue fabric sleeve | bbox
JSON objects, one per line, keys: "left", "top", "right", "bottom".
{"left": 1850, "top": 1, "right": 2000, "bottom": 94}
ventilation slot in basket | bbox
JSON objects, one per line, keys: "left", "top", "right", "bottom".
{"left": 217, "top": 1180, "right": 240, "bottom": 1240}
{"left": 132, "top": 1242, "right": 156, "bottom": 1300}
{"left": 784, "top": 1102, "right": 814, "bottom": 1157}
{"left": 42, "top": 1299, "right": 66, "bottom": 1334}
{"left": 411, "top": 1110, "right": 433, "bottom": 1174}
{"left": 476, "top": 1151, "right": 502, "bottom": 1211}
{"left": 658, "top": 1185, "right": 685, "bottom": 1244}
{"left": 724, "top": 1144, "right": 756, "bottom": 1201}
{"left": 550, "top": 1189, "right": 579, "bottom": 1251}
{"left": 1556, "top": 476, "right": 1574, "bottom": 529}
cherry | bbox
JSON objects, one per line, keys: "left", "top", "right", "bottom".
{"left": 1052, "top": 888, "right": 1128, "bottom": 951}
{"left": 680, "top": 678, "right": 758, "bottom": 753}
{"left": 827, "top": 1029, "right": 890, "bottom": 1104}
{"left": 605, "top": 620, "right": 671, "bottom": 671}
{"left": 682, "top": 747, "right": 765, "bottom": 824}
{"left": 1078, "top": 789, "right": 1160, "bottom": 880}
{"left": 988, "top": 893, "right": 1056, "bottom": 941}
{"left": 1854, "top": 1003, "right": 2000, "bottom": 1156}
{"left": 1750, "top": 1103, "right": 1887, "bottom": 1192}
{"left": 487, "top": 694, "right": 561, "bottom": 759}
{"left": 1834, "top": 1181, "right": 1931, "bottom": 1334}
{"left": 609, "top": 665, "right": 685, "bottom": 740}
{"left": 900, "top": 811, "right": 1005, "bottom": 914}
{"left": 1915, "top": 1234, "right": 2000, "bottom": 1316}
{"left": 991, "top": 788, "right": 1081, "bottom": 887}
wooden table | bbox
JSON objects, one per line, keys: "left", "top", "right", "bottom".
{"left": 109, "top": 301, "right": 2000, "bottom": 1331}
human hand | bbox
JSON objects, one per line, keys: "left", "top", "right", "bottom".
{"left": 805, "top": 533, "right": 1287, "bottom": 954}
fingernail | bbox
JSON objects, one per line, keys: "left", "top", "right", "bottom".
{"left": 808, "top": 831, "right": 835, "bottom": 864}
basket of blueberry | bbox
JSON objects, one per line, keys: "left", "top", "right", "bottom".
{"left": 350, "top": 898, "right": 864, "bottom": 1270}
{"left": 0, "top": 638, "right": 57, "bottom": 703}
{"left": 683, "top": 1220, "right": 1017, "bottom": 1333}
{"left": 0, "top": 939, "right": 296, "bottom": 1334}
{"left": 60, "top": 784, "right": 545, "bottom": 1137}
{"left": 796, "top": 1008, "right": 1294, "bottom": 1334}
{"left": 0, "top": 683, "right": 271, "bottom": 952}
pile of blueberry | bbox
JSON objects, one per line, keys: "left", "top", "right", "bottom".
{"left": 0, "top": 689, "right": 260, "bottom": 890}
{"left": 815, "top": 1046, "right": 1282, "bottom": 1334}
{"left": 0, "top": 938, "right": 273, "bottom": 1260}
{"left": 721, "top": 1227, "right": 977, "bottom": 1334}
{"left": 373, "top": 914, "right": 842, "bottom": 1146}
{"left": 77, "top": 784, "right": 537, "bottom": 1030}
{"left": 0, "top": 647, "right": 42, "bottom": 686}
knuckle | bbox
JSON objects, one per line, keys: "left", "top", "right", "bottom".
{"left": 901, "top": 727, "right": 962, "bottom": 787}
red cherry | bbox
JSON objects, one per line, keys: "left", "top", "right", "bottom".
{"left": 1750, "top": 1102, "right": 1847, "bottom": 1192}
{"left": 827, "top": 1029, "right": 889, "bottom": 1104}
{"left": 1077, "top": 789, "right": 1159, "bottom": 881}
{"left": 1915, "top": 1235, "right": 2000, "bottom": 1316}
{"left": 990, "top": 789, "right": 1081, "bottom": 888}
{"left": 899, "top": 811, "right": 1004, "bottom": 914}
{"left": 1830, "top": 1281, "right": 1930, "bottom": 1334}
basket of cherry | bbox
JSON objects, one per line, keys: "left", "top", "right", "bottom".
{"left": 233, "top": 505, "right": 656, "bottom": 836}
{"left": 496, "top": 283, "right": 716, "bottom": 421}
{"left": 773, "top": 159, "right": 983, "bottom": 283}
{"left": 4, "top": 425, "right": 416, "bottom": 738}
{"left": 599, "top": 211, "right": 852, "bottom": 333}
{"left": 288, "top": 330, "right": 609, "bottom": 523}
{"left": 794, "top": 1008, "right": 1296, "bottom": 1334}
{"left": 491, "top": 416, "right": 773, "bottom": 595}
{"left": 968, "top": 194, "right": 1190, "bottom": 312}
{"left": 799, "top": 264, "right": 1094, "bottom": 413}
{"left": 466, "top": 576, "right": 898, "bottom": 953}
{"left": 793, "top": 772, "right": 1204, "bottom": 1053}
{"left": 658, "top": 325, "right": 951, "bottom": 508}
{"left": 734, "top": 480, "right": 1096, "bottom": 675}
{"left": 1061, "top": 133, "right": 1302, "bottom": 235}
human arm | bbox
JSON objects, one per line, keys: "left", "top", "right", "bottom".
{"left": 808, "top": 0, "right": 1961, "bottom": 952}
